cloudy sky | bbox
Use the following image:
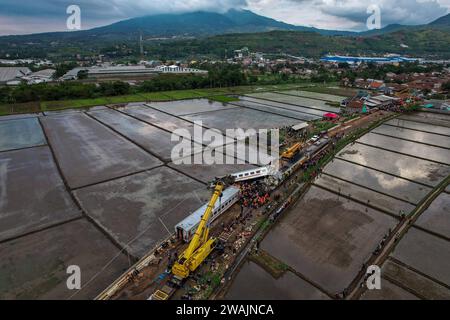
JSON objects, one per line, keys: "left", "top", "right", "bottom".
{"left": 0, "top": 0, "right": 449, "bottom": 35}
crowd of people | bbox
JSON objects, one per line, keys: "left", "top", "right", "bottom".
{"left": 239, "top": 181, "right": 271, "bottom": 210}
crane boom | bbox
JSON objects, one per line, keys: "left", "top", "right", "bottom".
{"left": 172, "top": 179, "right": 231, "bottom": 280}
{"left": 281, "top": 142, "right": 303, "bottom": 159}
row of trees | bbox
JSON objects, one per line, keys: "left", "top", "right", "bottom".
{"left": 0, "top": 82, "right": 131, "bottom": 104}
{"left": 0, "top": 64, "right": 308, "bottom": 104}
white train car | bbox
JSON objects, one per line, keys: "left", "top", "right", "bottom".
{"left": 232, "top": 166, "right": 270, "bottom": 182}
{"left": 175, "top": 186, "right": 241, "bottom": 243}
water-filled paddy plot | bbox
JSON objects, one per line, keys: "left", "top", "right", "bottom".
{"left": 232, "top": 99, "right": 320, "bottom": 122}
{"left": 1, "top": 93, "right": 449, "bottom": 300}
{"left": 87, "top": 108, "right": 202, "bottom": 162}
{"left": 40, "top": 113, "right": 162, "bottom": 189}
{"left": 0, "top": 97, "right": 304, "bottom": 299}
{"left": 0, "top": 147, "right": 80, "bottom": 242}
{"left": 372, "top": 125, "right": 450, "bottom": 149}
{"left": 374, "top": 224, "right": 450, "bottom": 300}
{"left": 228, "top": 110, "right": 450, "bottom": 300}
{"left": 275, "top": 90, "right": 346, "bottom": 103}
{"left": 246, "top": 92, "right": 341, "bottom": 113}
{"left": 181, "top": 107, "right": 301, "bottom": 134}
{"left": 0, "top": 219, "right": 129, "bottom": 300}
{"left": 260, "top": 186, "right": 397, "bottom": 294}
{"left": 241, "top": 96, "right": 327, "bottom": 117}
{"left": 148, "top": 99, "right": 237, "bottom": 116}
{"left": 336, "top": 144, "right": 450, "bottom": 187}
{"left": 0, "top": 118, "right": 46, "bottom": 152}
{"left": 74, "top": 166, "right": 210, "bottom": 258}
{"left": 225, "top": 261, "right": 330, "bottom": 300}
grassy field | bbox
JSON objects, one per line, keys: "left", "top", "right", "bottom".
{"left": 193, "top": 88, "right": 229, "bottom": 96}
{"left": 0, "top": 101, "right": 41, "bottom": 115}
{"left": 249, "top": 250, "right": 289, "bottom": 279}
{"left": 41, "top": 98, "right": 111, "bottom": 111}
{"left": 0, "top": 83, "right": 333, "bottom": 116}
{"left": 162, "top": 90, "right": 204, "bottom": 100}
{"left": 208, "top": 95, "right": 240, "bottom": 103}
{"left": 302, "top": 84, "right": 357, "bottom": 97}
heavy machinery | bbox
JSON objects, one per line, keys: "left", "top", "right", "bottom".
{"left": 172, "top": 176, "right": 235, "bottom": 281}
{"left": 281, "top": 142, "right": 303, "bottom": 160}
{"left": 150, "top": 176, "right": 235, "bottom": 300}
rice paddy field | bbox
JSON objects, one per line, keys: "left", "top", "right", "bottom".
{"left": 226, "top": 109, "right": 450, "bottom": 300}
{"left": 1, "top": 87, "right": 449, "bottom": 300}
{"left": 0, "top": 93, "right": 318, "bottom": 299}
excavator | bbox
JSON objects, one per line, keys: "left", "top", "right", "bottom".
{"left": 151, "top": 176, "right": 235, "bottom": 300}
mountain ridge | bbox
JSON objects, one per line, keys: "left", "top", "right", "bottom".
{"left": 0, "top": 11, "right": 449, "bottom": 60}
{"left": 1, "top": 10, "right": 448, "bottom": 40}
{"left": 79, "top": 9, "right": 358, "bottom": 38}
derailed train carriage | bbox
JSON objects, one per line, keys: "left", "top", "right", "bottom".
{"left": 175, "top": 186, "right": 241, "bottom": 243}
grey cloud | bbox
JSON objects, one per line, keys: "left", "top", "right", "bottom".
{"left": 0, "top": 0, "right": 248, "bottom": 19}
{"left": 300, "top": 0, "right": 448, "bottom": 27}
{"left": 0, "top": 0, "right": 449, "bottom": 35}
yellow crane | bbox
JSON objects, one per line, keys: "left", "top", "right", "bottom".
{"left": 281, "top": 142, "right": 303, "bottom": 160}
{"left": 171, "top": 176, "right": 234, "bottom": 281}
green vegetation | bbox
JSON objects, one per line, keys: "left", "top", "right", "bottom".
{"left": 0, "top": 65, "right": 245, "bottom": 106}
{"left": 249, "top": 250, "right": 289, "bottom": 279}
{"left": 0, "top": 77, "right": 317, "bottom": 116}
{"left": 139, "top": 92, "right": 174, "bottom": 101}
{"left": 4, "top": 25, "right": 450, "bottom": 61}
{"left": 310, "top": 120, "right": 338, "bottom": 136}
{"left": 53, "top": 62, "right": 78, "bottom": 79}
{"left": 163, "top": 90, "right": 203, "bottom": 100}
{"left": 302, "top": 85, "right": 357, "bottom": 97}
{"left": 2, "top": 64, "right": 304, "bottom": 109}
{"left": 208, "top": 95, "right": 239, "bottom": 103}
{"left": 180, "top": 29, "right": 450, "bottom": 59}
{"left": 258, "top": 219, "right": 272, "bottom": 233}
{"left": 197, "top": 269, "right": 224, "bottom": 300}
{"left": 41, "top": 98, "right": 111, "bottom": 111}
{"left": 342, "top": 114, "right": 360, "bottom": 122}
{"left": 405, "top": 104, "right": 423, "bottom": 112}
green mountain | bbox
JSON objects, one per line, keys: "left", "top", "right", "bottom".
{"left": 0, "top": 11, "right": 448, "bottom": 60}
{"left": 429, "top": 13, "right": 450, "bottom": 26}
{"left": 151, "top": 28, "right": 450, "bottom": 59}
{"left": 88, "top": 10, "right": 302, "bottom": 38}
{"left": 361, "top": 13, "right": 450, "bottom": 36}
{"left": 0, "top": 9, "right": 356, "bottom": 42}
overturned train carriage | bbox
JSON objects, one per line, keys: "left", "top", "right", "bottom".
{"left": 175, "top": 186, "right": 241, "bottom": 243}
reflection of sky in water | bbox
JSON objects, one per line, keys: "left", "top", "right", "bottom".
{"left": 149, "top": 99, "right": 234, "bottom": 116}
{"left": 249, "top": 92, "right": 337, "bottom": 111}
{"left": 358, "top": 133, "right": 450, "bottom": 165}
{"left": 316, "top": 175, "right": 415, "bottom": 213}
{"left": 282, "top": 90, "right": 345, "bottom": 103}
{"left": 324, "top": 158, "right": 430, "bottom": 203}
{"left": 372, "top": 125, "right": 450, "bottom": 149}
{"left": 242, "top": 96, "right": 326, "bottom": 117}
{"left": 386, "top": 119, "right": 450, "bottom": 136}
{"left": 337, "top": 144, "right": 449, "bottom": 187}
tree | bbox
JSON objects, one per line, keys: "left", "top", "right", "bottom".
{"left": 53, "top": 62, "right": 78, "bottom": 79}
{"left": 77, "top": 70, "right": 89, "bottom": 80}
{"left": 442, "top": 81, "right": 450, "bottom": 91}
